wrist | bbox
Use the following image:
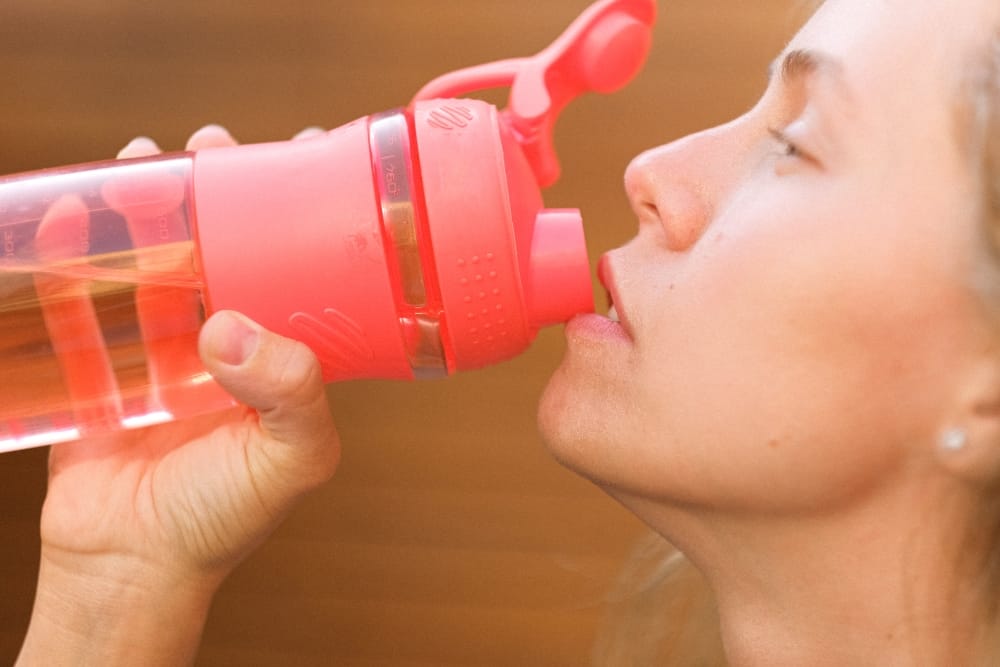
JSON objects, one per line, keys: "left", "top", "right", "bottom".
{"left": 18, "top": 550, "right": 222, "bottom": 666}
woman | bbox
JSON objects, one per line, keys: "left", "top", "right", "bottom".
{"left": 17, "top": 0, "right": 1000, "bottom": 664}
{"left": 541, "top": 0, "right": 1000, "bottom": 662}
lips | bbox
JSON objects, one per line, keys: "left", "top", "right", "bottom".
{"left": 597, "top": 253, "right": 633, "bottom": 339}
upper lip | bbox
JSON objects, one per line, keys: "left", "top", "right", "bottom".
{"left": 597, "top": 253, "right": 633, "bottom": 338}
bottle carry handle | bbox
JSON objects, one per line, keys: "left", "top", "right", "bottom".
{"left": 410, "top": 0, "right": 657, "bottom": 187}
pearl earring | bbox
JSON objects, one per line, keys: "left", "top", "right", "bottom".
{"left": 940, "top": 428, "right": 969, "bottom": 453}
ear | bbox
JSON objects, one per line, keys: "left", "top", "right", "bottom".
{"left": 935, "top": 360, "right": 1000, "bottom": 485}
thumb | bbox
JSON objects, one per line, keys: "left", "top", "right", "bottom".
{"left": 198, "top": 310, "right": 340, "bottom": 487}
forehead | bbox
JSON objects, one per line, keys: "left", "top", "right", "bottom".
{"left": 789, "top": 0, "right": 996, "bottom": 97}
{"left": 784, "top": 0, "right": 998, "bottom": 154}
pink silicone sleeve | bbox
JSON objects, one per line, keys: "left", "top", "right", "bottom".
{"left": 191, "top": 119, "right": 413, "bottom": 381}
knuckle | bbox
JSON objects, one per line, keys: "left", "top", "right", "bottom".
{"left": 269, "top": 339, "right": 324, "bottom": 405}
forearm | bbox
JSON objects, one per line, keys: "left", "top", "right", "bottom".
{"left": 17, "top": 552, "right": 221, "bottom": 667}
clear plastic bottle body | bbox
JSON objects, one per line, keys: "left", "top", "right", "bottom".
{"left": 0, "top": 155, "right": 234, "bottom": 453}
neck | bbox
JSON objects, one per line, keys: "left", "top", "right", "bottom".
{"left": 708, "top": 513, "right": 979, "bottom": 667}
{"left": 613, "top": 477, "right": 990, "bottom": 666}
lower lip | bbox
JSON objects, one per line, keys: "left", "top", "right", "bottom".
{"left": 564, "top": 313, "right": 633, "bottom": 345}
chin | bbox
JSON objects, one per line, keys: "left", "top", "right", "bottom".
{"left": 537, "top": 363, "right": 574, "bottom": 459}
{"left": 537, "top": 358, "right": 624, "bottom": 484}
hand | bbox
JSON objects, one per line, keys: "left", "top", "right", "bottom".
{"left": 17, "top": 126, "right": 339, "bottom": 667}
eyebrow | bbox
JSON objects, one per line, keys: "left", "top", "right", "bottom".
{"left": 768, "top": 48, "right": 854, "bottom": 106}
{"left": 770, "top": 48, "right": 834, "bottom": 80}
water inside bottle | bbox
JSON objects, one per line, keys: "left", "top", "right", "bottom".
{"left": 0, "top": 155, "right": 234, "bottom": 453}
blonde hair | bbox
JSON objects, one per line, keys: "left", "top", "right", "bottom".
{"left": 980, "top": 36, "right": 1000, "bottom": 224}
{"left": 592, "top": 23, "right": 1000, "bottom": 667}
{"left": 971, "top": 28, "right": 1000, "bottom": 664}
{"left": 591, "top": 536, "right": 724, "bottom": 665}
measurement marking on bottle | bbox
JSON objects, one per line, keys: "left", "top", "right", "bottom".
{"left": 3, "top": 229, "right": 14, "bottom": 258}
{"left": 79, "top": 221, "right": 90, "bottom": 255}
{"left": 158, "top": 215, "right": 171, "bottom": 241}
{"left": 384, "top": 162, "right": 400, "bottom": 197}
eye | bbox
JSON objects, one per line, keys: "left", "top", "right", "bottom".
{"left": 768, "top": 127, "right": 802, "bottom": 159}
{"left": 765, "top": 125, "right": 821, "bottom": 175}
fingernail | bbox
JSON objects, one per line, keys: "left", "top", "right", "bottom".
{"left": 117, "top": 136, "right": 160, "bottom": 158}
{"left": 190, "top": 124, "right": 236, "bottom": 145}
{"left": 203, "top": 123, "right": 233, "bottom": 136}
{"left": 293, "top": 126, "right": 325, "bottom": 141}
{"left": 206, "top": 311, "right": 260, "bottom": 366}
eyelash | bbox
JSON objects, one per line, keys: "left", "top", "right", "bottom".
{"left": 767, "top": 127, "right": 802, "bottom": 158}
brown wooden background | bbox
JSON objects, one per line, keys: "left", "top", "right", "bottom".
{"left": 0, "top": 2, "right": 801, "bottom": 665}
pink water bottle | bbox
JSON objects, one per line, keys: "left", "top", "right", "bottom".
{"left": 0, "top": 0, "right": 656, "bottom": 452}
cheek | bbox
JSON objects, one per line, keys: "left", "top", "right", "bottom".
{"left": 622, "top": 205, "right": 972, "bottom": 510}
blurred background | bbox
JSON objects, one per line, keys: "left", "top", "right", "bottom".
{"left": 0, "top": 1, "right": 806, "bottom": 664}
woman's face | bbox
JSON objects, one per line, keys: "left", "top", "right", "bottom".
{"left": 539, "top": 0, "right": 1000, "bottom": 514}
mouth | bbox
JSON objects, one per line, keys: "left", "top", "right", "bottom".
{"left": 597, "top": 253, "right": 631, "bottom": 336}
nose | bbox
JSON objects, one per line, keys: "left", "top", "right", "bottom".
{"left": 624, "top": 128, "right": 729, "bottom": 252}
